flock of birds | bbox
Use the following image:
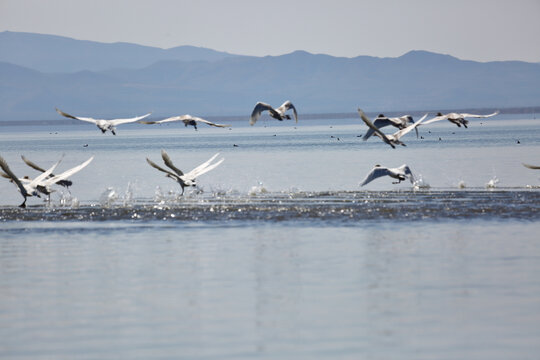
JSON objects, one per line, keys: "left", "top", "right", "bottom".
{"left": 2, "top": 100, "right": 535, "bottom": 208}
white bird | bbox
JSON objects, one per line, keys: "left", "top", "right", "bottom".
{"left": 360, "top": 164, "right": 416, "bottom": 186}
{"left": 422, "top": 111, "right": 499, "bottom": 128}
{"left": 21, "top": 155, "right": 72, "bottom": 188}
{"left": 56, "top": 108, "right": 151, "bottom": 135}
{"left": 8, "top": 156, "right": 93, "bottom": 206}
{"left": 523, "top": 163, "right": 540, "bottom": 170}
{"left": 31, "top": 156, "right": 94, "bottom": 195}
{"left": 362, "top": 114, "right": 418, "bottom": 140}
{"left": 146, "top": 150, "right": 224, "bottom": 194}
{"left": 250, "top": 101, "right": 298, "bottom": 125}
{"left": 358, "top": 109, "right": 427, "bottom": 148}
{"left": 140, "top": 114, "right": 230, "bottom": 130}
{"left": 0, "top": 155, "right": 60, "bottom": 207}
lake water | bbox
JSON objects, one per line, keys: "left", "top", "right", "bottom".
{"left": 1, "top": 115, "right": 540, "bottom": 359}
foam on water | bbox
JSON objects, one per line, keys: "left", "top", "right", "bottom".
{"left": 1, "top": 189, "right": 539, "bottom": 223}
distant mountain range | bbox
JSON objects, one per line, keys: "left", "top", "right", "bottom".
{"left": 1, "top": 31, "right": 539, "bottom": 121}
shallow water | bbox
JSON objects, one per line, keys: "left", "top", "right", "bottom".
{"left": 1, "top": 116, "right": 540, "bottom": 359}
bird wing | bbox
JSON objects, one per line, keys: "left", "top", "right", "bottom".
{"left": 458, "top": 111, "right": 500, "bottom": 118}
{"left": 0, "top": 156, "right": 29, "bottom": 197}
{"left": 141, "top": 115, "right": 191, "bottom": 125}
{"left": 277, "top": 101, "right": 298, "bottom": 123}
{"left": 160, "top": 150, "right": 184, "bottom": 176}
{"left": 56, "top": 108, "right": 98, "bottom": 124}
{"left": 362, "top": 118, "right": 394, "bottom": 140}
{"left": 393, "top": 114, "right": 427, "bottom": 140}
{"left": 181, "top": 153, "right": 223, "bottom": 181}
{"left": 398, "top": 164, "right": 416, "bottom": 183}
{"left": 109, "top": 113, "right": 152, "bottom": 126}
{"left": 158, "top": 115, "right": 230, "bottom": 128}
{"left": 250, "top": 102, "right": 276, "bottom": 125}
{"left": 357, "top": 109, "right": 395, "bottom": 148}
{"left": 146, "top": 157, "right": 180, "bottom": 179}
{"left": 392, "top": 115, "right": 414, "bottom": 125}
{"left": 406, "top": 115, "right": 421, "bottom": 138}
{"left": 421, "top": 113, "right": 450, "bottom": 126}
{"left": 193, "top": 117, "right": 231, "bottom": 128}
{"left": 43, "top": 157, "right": 94, "bottom": 186}
{"left": 360, "top": 167, "right": 391, "bottom": 186}
{"left": 27, "top": 158, "right": 61, "bottom": 188}
{"left": 21, "top": 155, "right": 47, "bottom": 173}
{"left": 386, "top": 117, "right": 406, "bottom": 126}
{"left": 522, "top": 163, "right": 540, "bottom": 170}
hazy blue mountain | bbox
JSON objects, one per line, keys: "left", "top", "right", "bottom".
{"left": 1, "top": 33, "right": 539, "bottom": 121}
{"left": 0, "top": 31, "right": 238, "bottom": 73}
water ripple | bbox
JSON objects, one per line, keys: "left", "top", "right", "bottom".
{"left": 1, "top": 190, "right": 539, "bottom": 223}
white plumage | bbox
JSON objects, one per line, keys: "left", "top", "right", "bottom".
{"left": 422, "top": 111, "right": 499, "bottom": 128}
{"left": 140, "top": 114, "right": 230, "bottom": 130}
{"left": 360, "top": 164, "right": 415, "bottom": 187}
{"left": 56, "top": 108, "right": 151, "bottom": 135}
{"left": 147, "top": 150, "right": 224, "bottom": 194}
{"left": 358, "top": 109, "right": 427, "bottom": 148}
{"left": 362, "top": 114, "right": 418, "bottom": 140}
{"left": 250, "top": 101, "right": 298, "bottom": 125}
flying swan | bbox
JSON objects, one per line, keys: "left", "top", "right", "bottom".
{"left": 1, "top": 156, "right": 94, "bottom": 207}
{"left": 358, "top": 109, "right": 427, "bottom": 148}
{"left": 362, "top": 114, "right": 419, "bottom": 140}
{"left": 422, "top": 111, "right": 499, "bottom": 128}
{"left": 56, "top": 108, "right": 151, "bottom": 135}
{"left": 250, "top": 101, "right": 298, "bottom": 125}
{"left": 140, "top": 114, "right": 230, "bottom": 130}
{"left": 28, "top": 156, "right": 94, "bottom": 196}
{"left": 360, "top": 164, "right": 416, "bottom": 186}
{"left": 146, "top": 150, "right": 224, "bottom": 194}
{"left": 21, "top": 155, "right": 72, "bottom": 188}
{"left": 0, "top": 155, "right": 60, "bottom": 207}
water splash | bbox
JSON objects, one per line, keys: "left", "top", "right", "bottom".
{"left": 58, "top": 191, "right": 72, "bottom": 207}
{"left": 58, "top": 190, "right": 80, "bottom": 208}
{"left": 486, "top": 176, "right": 499, "bottom": 189}
{"left": 154, "top": 186, "right": 164, "bottom": 202}
{"left": 2, "top": 190, "right": 539, "bottom": 222}
{"left": 249, "top": 181, "right": 268, "bottom": 196}
{"left": 413, "top": 174, "right": 430, "bottom": 190}
{"left": 458, "top": 180, "right": 467, "bottom": 189}
{"left": 99, "top": 187, "right": 118, "bottom": 207}
{"left": 123, "top": 181, "right": 136, "bottom": 207}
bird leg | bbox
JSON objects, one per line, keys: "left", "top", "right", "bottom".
{"left": 19, "top": 198, "right": 27, "bottom": 208}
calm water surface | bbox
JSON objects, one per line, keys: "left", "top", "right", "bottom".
{"left": 1, "top": 116, "right": 539, "bottom": 359}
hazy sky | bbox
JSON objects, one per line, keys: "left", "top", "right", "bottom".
{"left": 1, "top": 0, "right": 539, "bottom": 62}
